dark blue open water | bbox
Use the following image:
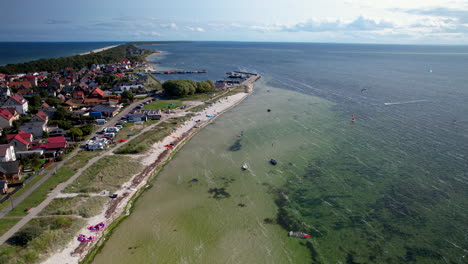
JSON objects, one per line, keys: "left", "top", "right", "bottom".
{"left": 0, "top": 42, "right": 124, "bottom": 66}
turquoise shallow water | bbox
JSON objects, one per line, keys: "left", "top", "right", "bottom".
{"left": 91, "top": 42, "right": 467, "bottom": 263}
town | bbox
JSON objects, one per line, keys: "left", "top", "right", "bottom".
{"left": 0, "top": 48, "right": 160, "bottom": 195}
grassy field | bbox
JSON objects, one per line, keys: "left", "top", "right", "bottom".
{"left": 142, "top": 100, "right": 181, "bottom": 110}
{"left": 5, "top": 151, "right": 101, "bottom": 217}
{"left": 0, "top": 216, "right": 85, "bottom": 264}
{"left": 114, "top": 116, "right": 190, "bottom": 154}
{"left": 39, "top": 196, "right": 108, "bottom": 218}
{"left": 64, "top": 156, "right": 142, "bottom": 193}
{"left": 0, "top": 218, "right": 20, "bottom": 237}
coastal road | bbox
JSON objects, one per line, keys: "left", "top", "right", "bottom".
{"left": 0, "top": 98, "right": 149, "bottom": 219}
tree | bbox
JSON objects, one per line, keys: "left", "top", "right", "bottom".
{"left": 121, "top": 90, "right": 134, "bottom": 102}
{"left": 197, "top": 80, "right": 215, "bottom": 93}
{"left": 67, "top": 128, "right": 83, "bottom": 141}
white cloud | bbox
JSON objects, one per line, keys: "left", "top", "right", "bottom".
{"left": 187, "top": 26, "right": 205, "bottom": 32}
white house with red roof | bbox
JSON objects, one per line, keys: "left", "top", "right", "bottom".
{"left": 0, "top": 108, "right": 19, "bottom": 129}
{"left": 2, "top": 94, "right": 28, "bottom": 114}
{"left": 6, "top": 131, "right": 33, "bottom": 151}
{"left": 0, "top": 144, "right": 16, "bottom": 162}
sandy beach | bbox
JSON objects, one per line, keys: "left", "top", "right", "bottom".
{"left": 80, "top": 45, "right": 118, "bottom": 55}
{"left": 42, "top": 90, "right": 252, "bottom": 264}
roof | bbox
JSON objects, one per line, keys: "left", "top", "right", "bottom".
{"left": 91, "top": 105, "right": 120, "bottom": 113}
{"left": 0, "top": 108, "right": 14, "bottom": 121}
{"left": 9, "top": 94, "right": 27, "bottom": 105}
{"left": 35, "top": 111, "right": 48, "bottom": 122}
{"left": 41, "top": 102, "right": 51, "bottom": 108}
{"left": 8, "top": 81, "right": 31, "bottom": 88}
{"left": 0, "top": 161, "right": 20, "bottom": 174}
{"left": 90, "top": 88, "right": 105, "bottom": 97}
{"left": 6, "top": 131, "right": 32, "bottom": 146}
{"left": 48, "top": 136, "right": 67, "bottom": 143}
{"left": 0, "top": 144, "right": 12, "bottom": 157}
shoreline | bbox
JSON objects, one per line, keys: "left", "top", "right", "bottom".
{"left": 43, "top": 85, "right": 256, "bottom": 264}
{"left": 80, "top": 45, "right": 119, "bottom": 55}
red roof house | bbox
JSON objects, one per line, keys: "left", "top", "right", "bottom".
{"left": 7, "top": 131, "right": 33, "bottom": 151}
{"left": 0, "top": 108, "right": 19, "bottom": 129}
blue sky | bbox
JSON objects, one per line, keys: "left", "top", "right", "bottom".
{"left": 1, "top": 0, "right": 468, "bottom": 44}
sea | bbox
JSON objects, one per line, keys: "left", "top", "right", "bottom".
{"left": 0, "top": 42, "right": 124, "bottom": 66}
{"left": 89, "top": 42, "right": 468, "bottom": 264}
{"left": 4, "top": 42, "right": 468, "bottom": 263}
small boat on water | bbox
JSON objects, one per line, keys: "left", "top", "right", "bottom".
{"left": 288, "top": 231, "right": 310, "bottom": 238}
{"left": 241, "top": 164, "right": 248, "bottom": 170}
{"left": 270, "top": 158, "right": 278, "bottom": 165}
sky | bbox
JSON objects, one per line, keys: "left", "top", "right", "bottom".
{"left": 1, "top": 0, "right": 468, "bottom": 44}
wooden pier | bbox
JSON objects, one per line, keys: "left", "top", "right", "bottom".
{"left": 150, "top": 70, "right": 207, "bottom": 74}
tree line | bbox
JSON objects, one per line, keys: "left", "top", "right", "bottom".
{"left": 0, "top": 44, "right": 150, "bottom": 74}
{"left": 162, "top": 79, "right": 216, "bottom": 97}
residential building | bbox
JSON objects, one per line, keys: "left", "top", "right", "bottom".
{"left": 0, "top": 144, "right": 16, "bottom": 162}
{"left": 0, "top": 108, "right": 19, "bottom": 129}
{"left": 2, "top": 94, "right": 28, "bottom": 114}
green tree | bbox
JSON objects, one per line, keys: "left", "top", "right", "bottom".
{"left": 121, "top": 90, "right": 134, "bottom": 102}
{"left": 67, "top": 127, "right": 83, "bottom": 141}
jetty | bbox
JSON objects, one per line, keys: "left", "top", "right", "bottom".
{"left": 216, "top": 71, "right": 260, "bottom": 91}
{"left": 150, "top": 70, "right": 207, "bottom": 74}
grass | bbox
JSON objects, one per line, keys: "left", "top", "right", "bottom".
{"left": 114, "top": 116, "right": 190, "bottom": 154}
{"left": 5, "top": 151, "right": 101, "bottom": 217}
{"left": 0, "top": 216, "right": 85, "bottom": 264}
{"left": 39, "top": 195, "right": 108, "bottom": 218}
{"left": 64, "top": 156, "right": 142, "bottom": 193}
{"left": 0, "top": 218, "right": 20, "bottom": 237}
{"left": 142, "top": 100, "right": 181, "bottom": 110}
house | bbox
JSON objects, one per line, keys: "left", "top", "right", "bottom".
{"left": 31, "top": 111, "right": 49, "bottom": 123}
{"left": 39, "top": 103, "right": 57, "bottom": 118}
{"left": 7, "top": 81, "right": 31, "bottom": 89}
{"left": 48, "top": 79, "right": 63, "bottom": 90}
{"left": 16, "top": 85, "right": 33, "bottom": 97}
{"left": 127, "top": 112, "right": 147, "bottom": 122}
{"left": 2, "top": 94, "right": 28, "bottom": 114}
{"left": 91, "top": 104, "right": 121, "bottom": 117}
{"left": 19, "top": 111, "right": 49, "bottom": 137}
{"left": 0, "top": 73, "right": 5, "bottom": 82}
{"left": 19, "top": 121, "right": 47, "bottom": 137}
{"left": 72, "top": 91, "right": 85, "bottom": 100}
{"left": 0, "top": 161, "right": 22, "bottom": 181}
{"left": 48, "top": 127, "right": 66, "bottom": 137}
{"left": 0, "top": 87, "right": 11, "bottom": 101}
{"left": 31, "top": 136, "right": 67, "bottom": 157}
{"left": 0, "top": 108, "right": 19, "bottom": 129}
{"left": 88, "top": 87, "right": 105, "bottom": 98}
{"left": 0, "top": 144, "right": 16, "bottom": 162}
{"left": 6, "top": 131, "right": 33, "bottom": 152}
{"left": 144, "top": 109, "right": 162, "bottom": 120}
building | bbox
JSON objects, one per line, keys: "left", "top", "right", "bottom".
{"left": 6, "top": 131, "right": 33, "bottom": 152}
{"left": 0, "top": 108, "right": 19, "bottom": 129}
{"left": 19, "top": 111, "right": 49, "bottom": 137}
{"left": 2, "top": 94, "right": 28, "bottom": 114}
{"left": 0, "top": 161, "right": 22, "bottom": 181}
{"left": 90, "top": 104, "right": 121, "bottom": 117}
{"left": 0, "top": 144, "right": 16, "bottom": 162}
{"left": 144, "top": 109, "right": 162, "bottom": 120}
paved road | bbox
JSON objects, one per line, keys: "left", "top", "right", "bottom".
{"left": 0, "top": 99, "right": 149, "bottom": 219}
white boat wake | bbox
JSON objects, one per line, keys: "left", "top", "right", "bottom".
{"left": 384, "top": 100, "right": 429, "bottom": 106}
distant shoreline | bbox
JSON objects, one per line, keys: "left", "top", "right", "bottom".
{"left": 80, "top": 45, "right": 119, "bottom": 55}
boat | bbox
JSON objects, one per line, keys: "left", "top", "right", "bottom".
{"left": 88, "top": 222, "right": 106, "bottom": 231}
{"left": 270, "top": 158, "right": 278, "bottom": 165}
{"left": 77, "top": 235, "right": 95, "bottom": 242}
{"left": 241, "top": 164, "right": 248, "bottom": 170}
{"left": 288, "top": 231, "right": 310, "bottom": 238}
